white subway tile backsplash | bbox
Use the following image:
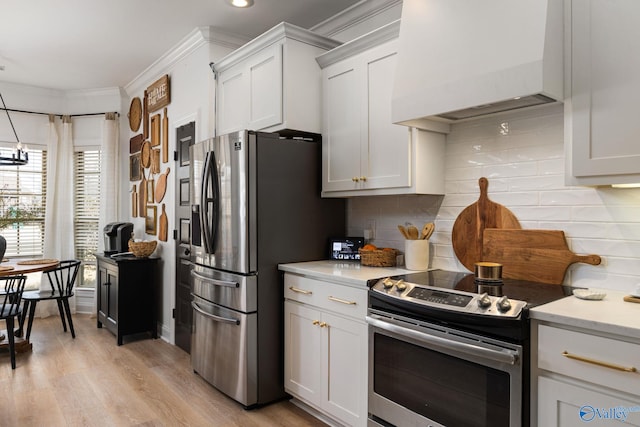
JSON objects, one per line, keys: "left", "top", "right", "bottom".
{"left": 347, "top": 104, "right": 640, "bottom": 290}
{"left": 508, "top": 175, "right": 564, "bottom": 191}
{"left": 510, "top": 206, "right": 572, "bottom": 221}
{"left": 571, "top": 206, "right": 640, "bottom": 222}
{"left": 482, "top": 162, "right": 538, "bottom": 179}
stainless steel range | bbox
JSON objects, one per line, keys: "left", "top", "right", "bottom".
{"left": 367, "top": 270, "right": 570, "bottom": 427}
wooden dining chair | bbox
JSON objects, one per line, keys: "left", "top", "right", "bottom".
{"left": 19, "top": 260, "right": 81, "bottom": 341}
{"left": 0, "top": 275, "right": 27, "bottom": 369}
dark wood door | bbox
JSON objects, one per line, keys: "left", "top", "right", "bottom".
{"left": 174, "top": 121, "right": 195, "bottom": 353}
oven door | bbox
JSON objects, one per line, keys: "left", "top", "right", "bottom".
{"left": 367, "top": 311, "right": 523, "bottom": 427}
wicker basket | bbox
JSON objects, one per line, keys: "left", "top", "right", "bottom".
{"left": 128, "top": 239, "right": 157, "bottom": 258}
{"left": 359, "top": 248, "right": 397, "bottom": 267}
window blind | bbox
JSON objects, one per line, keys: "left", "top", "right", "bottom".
{"left": 0, "top": 150, "right": 47, "bottom": 257}
{"left": 74, "top": 150, "right": 101, "bottom": 287}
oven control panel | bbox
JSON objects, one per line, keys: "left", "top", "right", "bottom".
{"left": 406, "top": 287, "right": 472, "bottom": 307}
{"left": 371, "top": 277, "right": 526, "bottom": 318}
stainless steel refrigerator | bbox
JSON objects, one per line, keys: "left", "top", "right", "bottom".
{"left": 189, "top": 130, "right": 345, "bottom": 407}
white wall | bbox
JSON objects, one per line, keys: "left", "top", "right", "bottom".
{"left": 121, "top": 27, "right": 243, "bottom": 342}
{"left": 349, "top": 103, "right": 640, "bottom": 293}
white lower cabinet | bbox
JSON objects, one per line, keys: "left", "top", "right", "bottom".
{"left": 538, "top": 377, "right": 640, "bottom": 426}
{"left": 534, "top": 322, "right": 640, "bottom": 426}
{"left": 284, "top": 274, "right": 368, "bottom": 427}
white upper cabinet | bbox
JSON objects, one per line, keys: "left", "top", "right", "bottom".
{"left": 317, "top": 21, "right": 445, "bottom": 197}
{"left": 567, "top": 0, "right": 640, "bottom": 185}
{"left": 213, "top": 23, "right": 340, "bottom": 135}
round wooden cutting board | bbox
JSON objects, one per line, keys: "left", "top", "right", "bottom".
{"left": 451, "top": 177, "right": 521, "bottom": 272}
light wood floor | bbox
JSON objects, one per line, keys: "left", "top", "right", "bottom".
{"left": 0, "top": 314, "right": 328, "bottom": 427}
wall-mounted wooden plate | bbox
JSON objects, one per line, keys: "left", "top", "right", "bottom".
{"left": 128, "top": 97, "right": 142, "bottom": 132}
{"left": 141, "top": 140, "right": 152, "bottom": 168}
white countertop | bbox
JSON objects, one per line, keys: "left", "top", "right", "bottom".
{"left": 530, "top": 290, "right": 640, "bottom": 340}
{"left": 279, "top": 260, "right": 417, "bottom": 287}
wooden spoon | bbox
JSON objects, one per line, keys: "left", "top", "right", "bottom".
{"left": 407, "top": 225, "right": 420, "bottom": 240}
{"left": 421, "top": 222, "right": 435, "bottom": 240}
{"left": 397, "top": 225, "right": 410, "bottom": 239}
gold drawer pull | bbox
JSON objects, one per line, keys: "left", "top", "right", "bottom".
{"left": 562, "top": 351, "right": 638, "bottom": 373}
{"left": 289, "top": 286, "right": 312, "bottom": 295}
{"left": 328, "top": 296, "right": 357, "bottom": 305}
{"left": 312, "top": 320, "right": 320, "bottom": 325}
{"left": 319, "top": 322, "right": 328, "bottom": 328}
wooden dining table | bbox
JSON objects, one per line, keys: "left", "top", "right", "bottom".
{"left": 0, "top": 258, "right": 60, "bottom": 353}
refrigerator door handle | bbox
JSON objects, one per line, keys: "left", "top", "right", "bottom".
{"left": 191, "top": 270, "right": 239, "bottom": 288}
{"left": 191, "top": 301, "right": 240, "bottom": 325}
{"left": 201, "top": 150, "right": 219, "bottom": 254}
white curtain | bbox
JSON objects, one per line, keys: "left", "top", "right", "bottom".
{"left": 98, "top": 112, "right": 119, "bottom": 241}
{"left": 92, "top": 113, "right": 119, "bottom": 316}
{"left": 40, "top": 115, "right": 76, "bottom": 317}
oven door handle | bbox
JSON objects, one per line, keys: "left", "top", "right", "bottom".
{"left": 366, "top": 315, "right": 519, "bottom": 366}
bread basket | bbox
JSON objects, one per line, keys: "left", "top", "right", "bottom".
{"left": 128, "top": 239, "right": 157, "bottom": 258}
{"left": 359, "top": 248, "right": 397, "bottom": 267}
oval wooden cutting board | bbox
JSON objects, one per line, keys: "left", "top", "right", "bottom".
{"left": 451, "top": 177, "right": 521, "bottom": 272}
{"left": 155, "top": 167, "right": 170, "bottom": 203}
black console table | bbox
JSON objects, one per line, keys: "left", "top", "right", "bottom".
{"left": 95, "top": 254, "right": 159, "bottom": 345}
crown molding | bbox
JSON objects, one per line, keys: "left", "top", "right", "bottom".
{"left": 316, "top": 20, "right": 400, "bottom": 69}
{"left": 311, "top": 0, "right": 402, "bottom": 38}
{"left": 211, "top": 22, "right": 341, "bottom": 74}
{"left": 125, "top": 26, "right": 249, "bottom": 94}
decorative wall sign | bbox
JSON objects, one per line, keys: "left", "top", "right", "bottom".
{"left": 129, "top": 134, "right": 144, "bottom": 153}
{"left": 128, "top": 97, "right": 142, "bottom": 132}
{"left": 150, "top": 114, "right": 161, "bottom": 146}
{"left": 129, "top": 153, "right": 141, "bottom": 181}
{"left": 145, "top": 205, "right": 157, "bottom": 235}
{"left": 146, "top": 74, "right": 170, "bottom": 112}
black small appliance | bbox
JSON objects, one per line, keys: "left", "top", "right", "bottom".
{"left": 103, "top": 222, "right": 133, "bottom": 254}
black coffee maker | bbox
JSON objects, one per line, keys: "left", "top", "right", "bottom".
{"left": 104, "top": 222, "right": 133, "bottom": 255}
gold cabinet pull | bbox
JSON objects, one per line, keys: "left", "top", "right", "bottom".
{"left": 360, "top": 176, "right": 367, "bottom": 181}
{"left": 352, "top": 177, "right": 360, "bottom": 182}
{"left": 319, "top": 322, "right": 328, "bottom": 328}
{"left": 289, "top": 286, "right": 312, "bottom": 295}
{"left": 328, "top": 296, "right": 357, "bottom": 305}
{"left": 312, "top": 320, "right": 320, "bottom": 325}
{"left": 562, "top": 351, "right": 638, "bottom": 373}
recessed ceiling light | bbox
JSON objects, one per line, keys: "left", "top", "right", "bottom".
{"left": 230, "top": 0, "right": 254, "bottom": 7}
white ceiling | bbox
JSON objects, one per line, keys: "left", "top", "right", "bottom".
{"left": 0, "top": 0, "right": 362, "bottom": 91}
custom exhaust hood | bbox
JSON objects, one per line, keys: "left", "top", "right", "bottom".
{"left": 391, "top": 0, "right": 563, "bottom": 131}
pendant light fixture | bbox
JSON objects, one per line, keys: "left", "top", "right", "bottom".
{"left": 0, "top": 91, "right": 28, "bottom": 166}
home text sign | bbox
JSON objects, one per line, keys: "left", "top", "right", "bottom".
{"left": 146, "top": 75, "right": 171, "bottom": 112}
